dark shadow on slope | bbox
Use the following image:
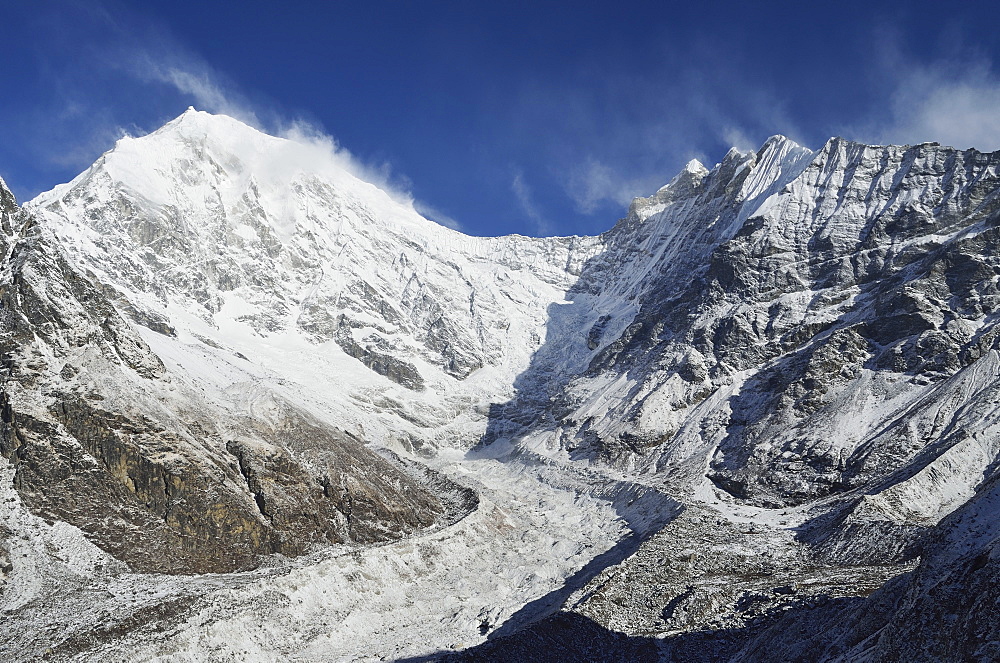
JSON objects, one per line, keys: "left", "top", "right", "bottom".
{"left": 395, "top": 593, "right": 872, "bottom": 663}
{"left": 472, "top": 269, "right": 609, "bottom": 456}
{"left": 484, "top": 497, "right": 681, "bottom": 644}
{"left": 455, "top": 233, "right": 688, "bottom": 646}
{"left": 455, "top": 147, "right": 802, "bottom": 656}
{"left": 797, "top": 428, "right": 1000, "bottom": 566}
{"left": 462, "top": 452, "right": 683, "bottom": 644}
{"left": 393, "top": 612, "right": 659, "bottom": 663}
{"left": 472, "top": 150, "right": 768, "bottom": 463}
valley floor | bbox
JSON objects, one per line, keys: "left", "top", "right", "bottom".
{"left": 0, "top": 450, "right": 677, "bottom": 662}
{"left": 1, "top": 444, "right": 921, "bottom": 662}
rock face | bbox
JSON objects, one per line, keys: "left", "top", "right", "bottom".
{"left": 0, "top": 179, "right": 462, "bottom": 574}
{"left": 3, "top": 112, "right": 1000, "bottom": 660}
{"left": 460, "top": 138, "right": 1000, "bottom": 660}
{"left": 490, "top": 137, "right": 1000, "bottom": 498}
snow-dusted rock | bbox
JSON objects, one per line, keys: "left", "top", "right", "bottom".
{"left": 0, "top": 177, "right": 466, "bottom": 576}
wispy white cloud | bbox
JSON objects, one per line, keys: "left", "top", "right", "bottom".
{"left": 511, "top": 170, "right": 552, "bottom": 235}
{"left": 565, "top": 157, "right": 665, "bottom": 214}
{"left": 277, "top": 119, "right": 460, "bottom": 229}
{"left": 278, "top": 120, "right": 396, "bottom": 192}
{"left": 149, "top": 66, "right": 261, "bottom": 128}
{"left": 509, "top": 49, "right": 804, "bottom": 217}
{"left": 412, "top": 200, "right": 462, "bottom": 231}
{"left": 829, "top": 32, "right": 1000, "bottom": 152}
{"left": 871, "top": 60, "right": 1000, "bottom": 151}
{"left": 41, "top": 102, "right": 132, "bottom": 168}
{"left": 720, "top": 126, "right": 758, "bottom": 153}
{"left": 9, "top": 4, "right": 266, "bottom": 185}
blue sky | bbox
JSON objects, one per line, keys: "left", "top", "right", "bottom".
{"left": 4, "top": 1, "right": 1000, "bottom": 237}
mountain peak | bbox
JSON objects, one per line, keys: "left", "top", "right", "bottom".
{"left": 683, "top": 158, "right": 708, "bottom": 175}
{"left": 150, "top": 107, "right": 272, "bottom": 148}
{"left": 37, "top": 109, "right": 402, "bottom": 221}
{"left": 759, "top": 133, "right": 802, "bottom": 150}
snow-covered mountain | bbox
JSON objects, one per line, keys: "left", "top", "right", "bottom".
{"left": 31, "top": 109, "right": 601, "bottom": 454}
{"left": 1, "top": 109, "right": 999, "bottom": 661}
{"left": 0, "top": 167, "right": 479, "bottom": 579}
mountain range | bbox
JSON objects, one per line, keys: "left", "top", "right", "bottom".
{"left": 1, "top": 109, "right": 998, "bottom": 661}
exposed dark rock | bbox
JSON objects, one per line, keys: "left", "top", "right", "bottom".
{"left": 331, "top": 314, "right": 426, "bottom": 390}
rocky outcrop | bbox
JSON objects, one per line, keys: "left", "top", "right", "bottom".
{"left": 326, "top": 314, "right": 426, "bottom": 391}
{"left": 2, "top": 398, "right": 282, "bottom": 574}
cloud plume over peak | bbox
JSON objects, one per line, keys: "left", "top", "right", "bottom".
{"left": 11, "top": 2, "right": 461, "bottom": 231}
{"left": 512, "top": 170, "right": 552, "bottom": 235}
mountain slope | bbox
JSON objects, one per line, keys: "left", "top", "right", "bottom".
{"left": 0, "top": 177, "right": 467, "bottom": 576}
{"left": 468, "top": 136, "right": 1000, "bottom": 658}
{"left": 31, "top": 109, "right": 601, "bottom": 455}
